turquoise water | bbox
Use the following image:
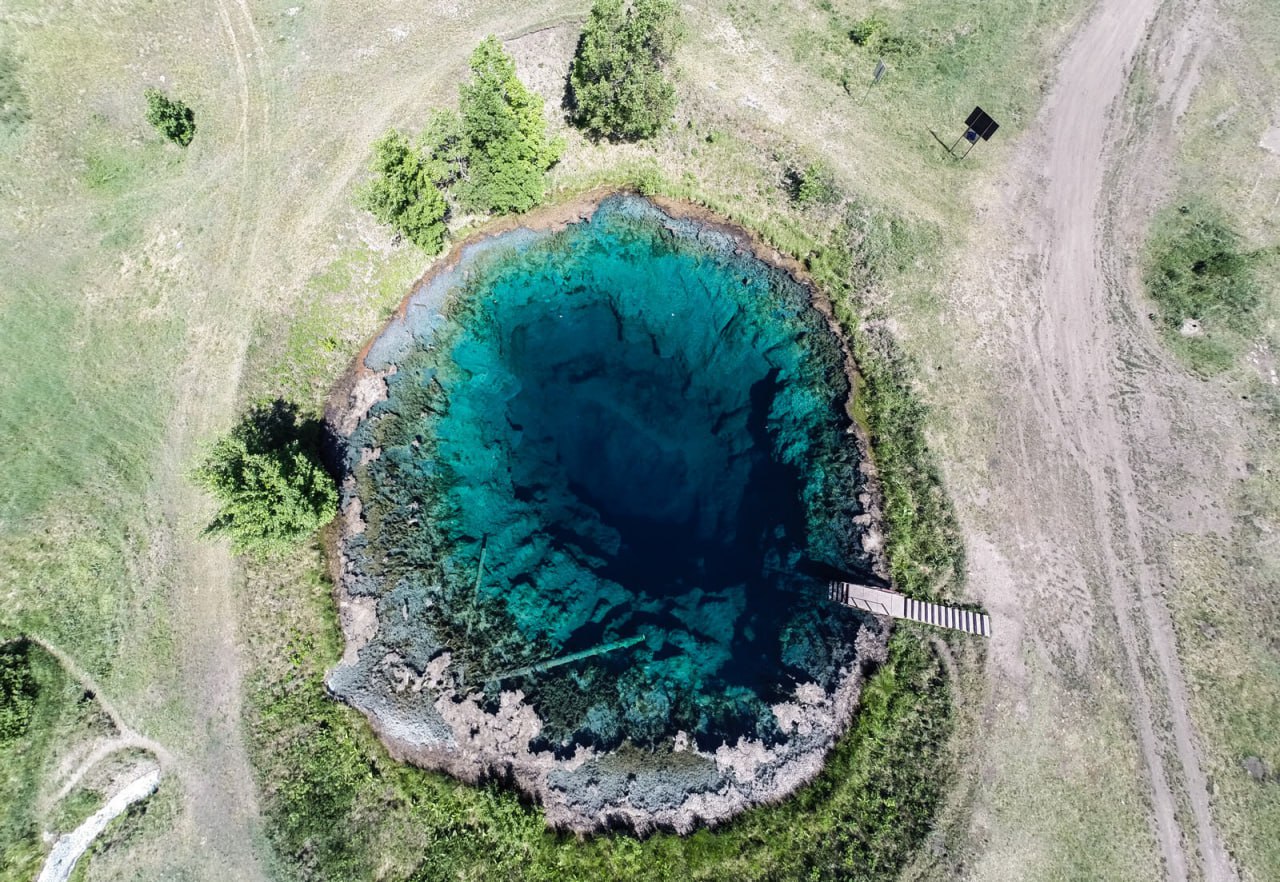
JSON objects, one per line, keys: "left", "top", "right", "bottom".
{"left": 346, "top": 196, "right": 873, "bottom": 753}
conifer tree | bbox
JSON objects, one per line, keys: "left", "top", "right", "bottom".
{"left": 570, "top": 0, "right": 683, "bottom": 142}
{"left": 360, "top": 129, "right": 449, "bottom": 254}
{"left": 194, "top": 401, "right": 337, "bottom": 557}
{"left": 457, "top": 36, "right": 562, "bottom": 214}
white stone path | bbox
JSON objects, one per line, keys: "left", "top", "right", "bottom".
{"left": 36, "top": 767, "right": 162, "bottom": 882}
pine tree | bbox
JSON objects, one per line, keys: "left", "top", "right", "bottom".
{"left": 360, "top": 128, "right": 449, "bottom": 254}
{"left": 194, "top": 402, "right": 337, "bottom": 557}
{"left": 457, "top": 36, "right": 562, "bottom": 214}
{"left": 570, "top": 0, "right": 683, "bottom": 142}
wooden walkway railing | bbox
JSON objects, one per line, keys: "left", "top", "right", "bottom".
{"left": 828, "top": 581, "right": 991, "bottom": 637}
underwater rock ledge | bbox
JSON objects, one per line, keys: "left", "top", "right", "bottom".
{"left": 325, "top": 192, "right": 891, "bottom": 833}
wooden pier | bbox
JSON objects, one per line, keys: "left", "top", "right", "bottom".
{"left": 828, "top": 581, "right": 991, "bottom": 637}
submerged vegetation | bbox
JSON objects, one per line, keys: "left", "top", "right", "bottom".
{"left": 333, "top": 199, "right": 874, "bottom": 813}
{"left": 249, "top": 559, "right": 952, "bottom": 882}
{"left": 569, "top": 0, "right": 684, "bottom": 142}
{"left": 194, "top": 400, "right": 337, "bottom": 557}
{"left": 2, "top": 1, "right": 1000, "bottom": 875}
{"left": 243, "top": 180, "right": 968, "bottom": 877}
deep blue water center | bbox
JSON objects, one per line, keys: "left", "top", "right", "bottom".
{"left": 349, "top": 197, "right": 869, "bottom": 753}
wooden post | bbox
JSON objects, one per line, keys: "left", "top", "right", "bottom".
{"left": 488, "top": 634, "right": 646, "bottom": 683}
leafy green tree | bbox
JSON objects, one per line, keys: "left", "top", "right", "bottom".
{"left": 457, "top": 36, "right": 562, "bottom": 214}
{"left": 569, "top": 0, "right": 684, "bottom": 142}
{"left": 144, "top": 88, "right": 196, "bottom": 147}
{"left": 360, "top": 128, "right": 450, "bottom": 254}
{"left": 194, "top": 401, "right": 337, "bottom": 557}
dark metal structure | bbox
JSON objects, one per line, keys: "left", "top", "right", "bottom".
{"left": 950, "top": 106, "right": 1000, "bottom": 158}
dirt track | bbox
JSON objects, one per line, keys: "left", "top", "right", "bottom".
{"left": 954, "top": 0, "right": 1237, "bottom": 879}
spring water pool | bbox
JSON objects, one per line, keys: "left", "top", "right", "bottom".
{"left": 329, "top": 195, "right": 884, "bottom": 830}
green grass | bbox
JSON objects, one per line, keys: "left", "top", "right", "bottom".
{"left": 246, "top": 242, "right": 425, "bottom": 414}
{"left": 66, "top": 775, "right": 184, "bottom": 882}
{"left": 1143, "top": 198, "right": 1266, "bottom": 374}
{"left": 51, "top": 785, "right": 105, "bottom": 833}
{"left": 1169, "top": 526, "right": 1280, "bottom": 881}
{"left": 0, "top": 640, "right": 76, "bottom": 881}
{"left": 781, "top": 0, "right": 1083, "bottom": 162}
{"left": 0, "top": 0, "right": 1083, "bottom": 875}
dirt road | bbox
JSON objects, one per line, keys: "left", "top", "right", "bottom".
{"left": 953, "top": 0, "right": 1237, "bottom": 879}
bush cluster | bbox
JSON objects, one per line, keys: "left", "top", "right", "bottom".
{"left": 569, "top": 0, "right": 684, "bottom": 142}
{"left": 0, "top": 642, "right": 37, "bottom": 742}
{"left": 144, "top": 88, "right": 196, "bottom": 147}
{"left": 847, "top": 17, "right": 918, "bottom": 58}
{"left": 785, "top": 160, "right": 840, "bottom": 207}
{"left": 194, "top": 400, "right": 337, "bottom": 557}
{"left": 361, "top": 37, "right": 561, "bottom": 250}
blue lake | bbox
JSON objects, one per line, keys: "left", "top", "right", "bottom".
{"left": 344, "top": 195, "right": 873, "bottom": 755}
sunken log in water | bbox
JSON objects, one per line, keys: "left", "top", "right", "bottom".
{"left": 327, "top": 194, "right": 889, "bottom": 833}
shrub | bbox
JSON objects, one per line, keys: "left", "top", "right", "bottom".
{"left": 1144, "top": 200, "right": 1260, "bottom": 334}
{"left": 194, "top": 400, "right": 337, "bottom": 557}
{"left": 0, "top": 642, "right": 37, "bottom": 742}
{"left": 785, "top": 160, "right": 840, "bottom": 206}
{"left": 848, "top": 16, "right": 888, "bottom": 46}
{"left": 360, "top": 129, "right": 449, "bottom": 254}
{"left": 630, "top": 161, "right": 664, "bottom": 195}
{"left": 457, "top": 36, "right": 562, "bottom": 214}
{"left": 144, "top": 88, "right": 196, "bottom": 147}
{"left": 848, "top": 16, "right": 917, "bottom": 58}
{"left": 569, "top": 0, "right": 684, "bottom": 142}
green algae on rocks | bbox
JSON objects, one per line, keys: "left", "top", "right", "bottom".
{"left": 327, "top": 195, "right": 889, "bottom": 832}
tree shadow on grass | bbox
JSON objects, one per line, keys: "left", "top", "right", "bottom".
{"left": 197, "top": 399, "right": 340, "bottom": 554}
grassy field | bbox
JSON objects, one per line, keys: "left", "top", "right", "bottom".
{"left": 14, "top": 0, "right": 1266, "bottom": 880}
